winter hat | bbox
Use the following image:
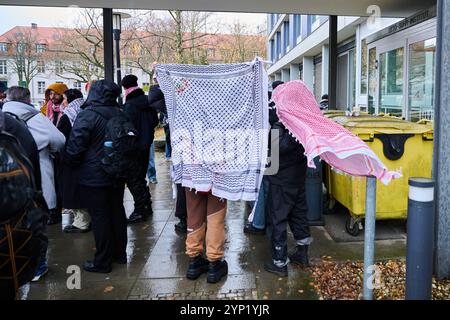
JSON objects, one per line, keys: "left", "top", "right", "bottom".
{"left": 46, "top": 83, "right": 68, "bottom": 96}
{"left": 272, "top": 80, "right": 284, "bottom": 90}
{"left": 121, "top": 74, "right": 138, "bottom": 89}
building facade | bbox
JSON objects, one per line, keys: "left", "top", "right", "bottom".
{"left": 267, "top": 7, "right": 437, "bottom": 122}
{"left": 0, "top": 24, "right": 266, "bottom": 108}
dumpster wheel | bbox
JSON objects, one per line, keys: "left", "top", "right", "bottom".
{"left": 345, "top": 216, "right": 362, "bottom": 237}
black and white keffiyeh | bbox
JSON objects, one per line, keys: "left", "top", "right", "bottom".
{"left": 156, "top": 58, "right": 269, "bottom": 201}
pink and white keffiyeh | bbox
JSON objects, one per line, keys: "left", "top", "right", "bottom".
{"left": 272, "top": 80, "right": 401, "bottom": 185}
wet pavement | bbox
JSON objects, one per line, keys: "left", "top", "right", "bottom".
{"left": 18, "top": 151, "right": 406, "bottom": 300}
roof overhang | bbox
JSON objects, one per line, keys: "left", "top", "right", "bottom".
{"left": 0, "top": 0, "right": 436, "bottom": 18}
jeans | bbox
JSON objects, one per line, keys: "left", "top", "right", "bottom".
{"left": 251, "top": 177, "right": 269, "bottom": 230}
{"left": 147, "top": 143, "right": 157, "bottom": 180}
{"left": 164, "top": 126, "right": 171, "bottom": 159}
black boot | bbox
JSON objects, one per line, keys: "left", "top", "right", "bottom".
{"left": 127, "top": 211, "right": 145, "bottom": 224}
{"left": 264, "top": 261, "right": 288, "bottom": 277}
{"left": 186, "top": 255, "right": 209, "bottom": 280}
{"left": 289, "top": 245, "right": 310, "bottom": 267}
{"left": 174, "top": 218, "right": 187, "bottom": 233}
{"left": 47, "top": 208, "right": 62, "bottom": 225}
{"left": 207, "top": 259, "right": 228, "bottom": 284}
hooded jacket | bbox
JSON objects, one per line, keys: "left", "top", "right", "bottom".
{"left": 2, "top": 100, "right": 65, "bottom": 209}
{"left": 123, "top": 88, "right": 158, "bottom": 148}
{"left": 267, "top": 121, "right": 307, "bottom": 186}
{"left": 65, "top": 80, "right": 123, "bottom": 187}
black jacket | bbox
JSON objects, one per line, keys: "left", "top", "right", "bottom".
{"left": 148, "top": 84, "right": 168, "bottom": 127}
{"left": 267, "top": 121, "right": 307, "bottom": 186}
{"left": 124, "top": 88, "right": 158, "bottom": 148}
{"left": 3, "top": 112, "right": 42, "bottom": 189}
{"left": 56, "top": 114, "right": 83, "bottom": 208}
{"left": 65, "top": 80, "right": 123, "bottom": 187}
{"left": 148, "top": 84, "right": 167, "bottom": 114}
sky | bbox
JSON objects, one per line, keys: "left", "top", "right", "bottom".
{"left": 0, "top": 6, "right": 267, "bottom": 35}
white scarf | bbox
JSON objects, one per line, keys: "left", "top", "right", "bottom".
{"left": 156, "top": 58, "right": 269, "bottom": 201}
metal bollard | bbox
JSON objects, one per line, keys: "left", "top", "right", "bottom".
{"left": 363, "top": 176, "right": 377, "bottom": 300}
{"left": 406, "top": 178, "right": 435, "bottom": 300}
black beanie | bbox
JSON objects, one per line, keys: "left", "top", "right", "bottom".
{"left": 121, "top": 74, "right": 138, "bottom": 89}
{"left": 272, "top": 80, "right": 284, "bottom": 90}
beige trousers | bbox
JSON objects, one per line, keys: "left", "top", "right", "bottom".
{"left": 185, "top": 189, "right": 227, "bottom": 261}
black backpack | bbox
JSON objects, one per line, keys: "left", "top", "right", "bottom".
{"left": 0, "top": 111, "right": 46, "bottom": 299}
{"left": 90, "top": 109, "right": 138, "bottom": 180}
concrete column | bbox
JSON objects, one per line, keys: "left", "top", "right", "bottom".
{"left": 268, "top": 75, "right": 275, "bottom": 84}
{"left": 281, "top": 69, "right": 290, "bottom": 82}
{"left": 275, "top": 73, "right": 282, "bottom": 81}
{"left": 433, "top": 0, "right": 450, "bottom": 279}
{"left": 302, "top": 57, "right": 314, "bottom": 91}
{"left": 322, "top": 45, "right": 329, "bottom": 95}
{"left": 290, "top": 64, "right": 300, "bottom": 80}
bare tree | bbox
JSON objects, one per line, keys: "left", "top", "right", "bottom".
{"left": 49, "top": 9, "right": 105, "bottom": 82}
{"left": 7, "top": 29, "right": 46, "bottom": 88}
{"left": 218, "top": 21, "right": 267, "bottom": 63}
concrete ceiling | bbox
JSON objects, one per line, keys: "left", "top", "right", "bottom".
{"left": 0, "top": 0, "right": 436, "bottom": 18}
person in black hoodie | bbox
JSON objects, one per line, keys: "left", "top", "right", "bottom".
{"left": 263, "top": 97, "right": 312, "bottom": 277}
{"left": 121, "top": 75, "right": 159, "bottom": 224}
{"left": 65, "top": 80, "right": 127, "bottom": 273}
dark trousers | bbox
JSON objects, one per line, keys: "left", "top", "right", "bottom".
{"left": 266, "top": 183, "right": 311, "bottom": 262}
{"left": 164, "top": 126, "right": 172, "bottom": 157}
{"left": 175, "top": 184, "right": 187, "bottom": 220}
{"left": 126, "top": 147, "right": 151, "bottom": 213}
{"left": 82, "top": 184, "right": 127, "bottom": 268}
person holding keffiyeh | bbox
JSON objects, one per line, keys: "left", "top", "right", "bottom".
{"left": 57, "top": 89, "right": 91, "bottom": 233}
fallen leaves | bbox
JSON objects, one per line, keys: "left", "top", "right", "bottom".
{"left": 103, "top": 286, "right": 114, "bottom": 293}
{"left": 309, "top": 258, "right": 450, "bottom": 300}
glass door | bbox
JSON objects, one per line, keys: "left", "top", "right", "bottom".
{"left": 378, "top": 47, "right": 405, "bottom": 117}
{"left": 407, "top": 37, "right": 436, "bottom": 121}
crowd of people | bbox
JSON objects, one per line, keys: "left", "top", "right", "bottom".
{"left": 0, "top": 73, "right": 317, "bottom": 298}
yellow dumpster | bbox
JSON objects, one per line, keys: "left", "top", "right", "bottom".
{"left": 324, "top": 115, "right": 433, "bottom": 236}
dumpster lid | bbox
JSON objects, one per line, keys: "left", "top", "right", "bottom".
{"left": 331, "top": 116, "right": 433, "bottom": 134}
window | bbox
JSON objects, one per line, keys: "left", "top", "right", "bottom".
{"left": 311, "top": 15, "right": 321, "bottom": 31}
{"left": 368, "top": 47, "right": 377, "bottom": 114}
{"left": 0, "top": 60, "right": 7, "bottom": 75}
{"left": 276, "top": 32, "right": 281, "bottom": 59}
{"left": 379, "top": 47, "right": 404, "bottom": 116}
{"left": 73, "top": 81, "right": 82, "bottom": 91}
{"left": 270, "top": 39, "right": 275, "bottom": 62}
{"left": 408, "top": 38, "right": 436, "bottom": 121}
{"left": 37, "top": 60, "right": 45, "bottom": 73}
{"left": 294, "top": 15, "right": 302, "bottom": 44}
{"left": 55, "top": 61, "right": 64, "bottom": 73}
{"left": 37, "top": 81, "right": 46, "bottom": 94}
{"left": 0, "top": 43, "right": 8, "bottom": 52}
{"left": 206, "top": 48, "right": 215, "bottom": 58}
{"left": 283, "top": 22, "right": 290, "bottom": 53}
{"left": 125, "top": 62, "right": 133, "bottom": 74}
{"left": 36, "top": 44, "right": 46, "bottom": 53}
{"left": 17, "top": 43, "right": 25, "bottom": 53}
{"left": 360, "top": 40, "right": 368, "bottom": 95}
